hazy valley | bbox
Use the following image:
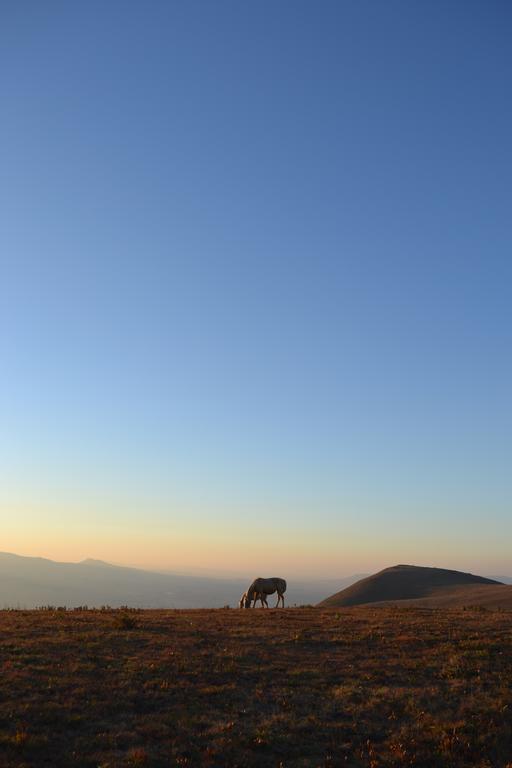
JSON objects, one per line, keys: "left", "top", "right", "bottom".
{"left": 0, "top": 552, "right": 362, "bottom": 609}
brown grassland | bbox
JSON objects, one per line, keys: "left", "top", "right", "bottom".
{"left": 1, "top": 607, "right": 512, "bottom": 767}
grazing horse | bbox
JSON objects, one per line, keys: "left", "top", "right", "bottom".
{"left": 243, "top": 577, "right": 287, "bottom": 608}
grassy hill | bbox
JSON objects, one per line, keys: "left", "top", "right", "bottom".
{"left": 318, "top": 564, "right": 505, "bottom": 607}
{"left": 371, "top": 582, "right": 512, "bottom": 609}
{"left": 1, "top": 607, "right": 512, "bottom": 767}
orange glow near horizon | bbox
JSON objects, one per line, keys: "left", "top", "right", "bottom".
{"left": 2, "top": 494, "right": 511, "bottom": 579}
{"left": 3, "top": 524, "right": 510, "bottom": 580}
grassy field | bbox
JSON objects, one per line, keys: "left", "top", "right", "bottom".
{"left": 1, "top": 607, "right": 512, "bottom": 767}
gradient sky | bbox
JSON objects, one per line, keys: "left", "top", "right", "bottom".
{"left": 1, "top": 1, "right": 511, "bottom": 577}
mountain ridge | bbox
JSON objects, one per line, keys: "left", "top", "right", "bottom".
{"left": 0, "top": 552, "right": 360, "bottom": 609}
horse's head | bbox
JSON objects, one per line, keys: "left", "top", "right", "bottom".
{"left": 239, "top": 592, "right": 248, "bottom": 609}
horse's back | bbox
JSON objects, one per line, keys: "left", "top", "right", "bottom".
{"left": 249, "top": 576, "right": 287, "bottom": 594}
{"left": 260, "top": 576, "right": 287, "bottom": 592}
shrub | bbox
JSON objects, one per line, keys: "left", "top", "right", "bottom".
{"left": 115, "top": 613, "right": 139, "bottom": 630}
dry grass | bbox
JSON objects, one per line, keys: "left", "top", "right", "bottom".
{"left": 1, "top": 607, "right": 512, "bottom": 767}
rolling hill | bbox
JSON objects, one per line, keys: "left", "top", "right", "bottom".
{"left": 318, "top": 564, "right": 512, "bottom": 608}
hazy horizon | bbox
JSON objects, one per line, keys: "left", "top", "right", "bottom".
{"left": 2, "top": 2, "right": 511, "bottom": 578}
{"left": 2, "top": 549, "right": 510, "bottom": 584}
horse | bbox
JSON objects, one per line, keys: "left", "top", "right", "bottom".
{"left": 242, "top": 577, "right": 287, "bottom": 608}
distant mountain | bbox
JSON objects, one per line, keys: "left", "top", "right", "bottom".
{"left": 80, "top": 558, "right": 116, "bottom": 567}
{"left": 489, "top": 575, "right": 512, "bottom": 585}
{"left": 0, "top": 551, "right": 237, "bottom": 608}
{"left": 0, "top": 552, "right": 362, "bottom": 609}
{"left": 318, "top": 564, "right": 507, "bottom": 608}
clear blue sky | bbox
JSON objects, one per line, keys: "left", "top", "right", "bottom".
{"left": 1, "top": 1, "right": 511, "bottom": 576}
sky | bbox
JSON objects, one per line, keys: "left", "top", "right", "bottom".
{"left": 1, "top": 1, "right": 511, "bottom": 578}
